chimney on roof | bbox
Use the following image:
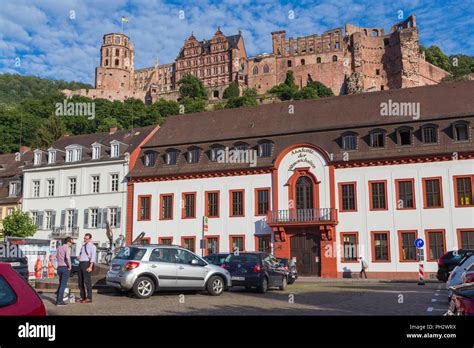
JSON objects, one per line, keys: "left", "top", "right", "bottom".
{"left": 19, "top": 146, "right": 31, "bottom": 154}
{"left": 109, "top": 127, "right": 118, "bottom": 134}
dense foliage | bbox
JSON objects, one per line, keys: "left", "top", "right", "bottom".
{"left": 0, "top": 209, "right": 37, "bottom": 238}
{"left": 420, "top": 45, "right": 474, "bottom": 81}
{"left": 269, "top": 71, "right": 334, "bottom": 101}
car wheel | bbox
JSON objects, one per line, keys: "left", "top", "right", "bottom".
{"left": 288, "top": 278, "right": 295, "bottom": 285}
{"left": 279, "top": 276, "right": 287, "bottom": 290}
{"left": 257, "top": 277, "right": 268, "bottom": 294}
{"left": 133, "top": 277, "right": 155, "bottom": 299}
{"left": 207, "top": 276, "right": 225, "bottom": 296}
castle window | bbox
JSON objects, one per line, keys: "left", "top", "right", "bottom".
{"left": 263, "top": 64, "right": 270, "bottom": 73}
{"left": 105, "top": 59, "right": 109, "bottom": 66}
{"left": 421, "top": 125, "right": 438, "bottom": 144}
{"left": 384, "top": 38, "right": 390, "bottom": 46}
{"left": 213, "top": 90, "right": 219, "bottom": 98}
{"left": 317, "top": 57, "right": 321, "bottom": 63}
{"left": 253, "top": 66, "right": 258, "bottom": 75}
{"left": 105, "top": 48, "right": 109, "bottom": 56}
{"left": 376, "top": 69, "right": 380, "bottom": 76}
{"left": 124, "top": 51, "right": 127, "bottom": 58}
{"left": 332, "top": 55, "right": 338, "bottom": 62}
{"left": 369, "top": 129, "right": 385, "bottom": 148}
{"left": 335, "top": 42, "right": 340, "bottom": 49}
{"left": 115, "top": 49, "right": 119, "bottom": 56}
{"left": 301, "top": 59, "right": 305, "bottom": 66}
{"left": 287, "top": 60, "right": 292, "bottom": 67}
{"left": 381, "top": 85, "right": 385, "bottom": 90}
{"left": 342, "top": 132, "right": 357, "bottom": 151}
{"left": 396, "top": 127, "right": 413, "bottom": 146}
{"left": 115, "top": 59, "right": 119, "bottom": 67}
{"left": 453, "top": 121, "right": 469, "bottom": 142}
{"left": 371, "top": 30, "right": 378, "bottom": 37}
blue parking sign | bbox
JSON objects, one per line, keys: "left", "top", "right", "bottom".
{"left": 414, "top": 238, "right": 424, "bottom": 249}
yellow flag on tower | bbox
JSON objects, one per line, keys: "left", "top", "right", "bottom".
{"left": 121, "top": 16, "right": 129, "bottom": 22}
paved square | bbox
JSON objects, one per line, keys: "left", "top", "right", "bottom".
{"left": 41, "top": 279, "right": 448, "bottom": 316}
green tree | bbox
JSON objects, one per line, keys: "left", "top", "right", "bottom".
{"left": 150, "top": 99, "right": 180, "bottom": 124}
{"left": 1, "top": 209, "right": 37, "bottom": 238}
{"left": 225, "top": 88, "right": 258, "bottom": 109}
{"left": 223, "top": 81, "right": 240, "bottom": 99}
{"left": 444, "top": 54, "right": 474, "bottom": 81}
{"left": 421, "top": 45, "right": 451, "bottom": 72}
{"left": 178, "top": 73, "right": 208, "bottom": 100}
{"left": 294, "top": 86, "right": 318, "bottom": 100}
{"left": 307, "top": 81, "right": 334, "bottom": 98}
{"left": 35, "top": 113, "right": 66, "bottom": 148}
{"left": 269, "top": 71, "right": 299, "bottom": 101}
{"left": 180, "top": 97, "right": 207, "bottom": 113}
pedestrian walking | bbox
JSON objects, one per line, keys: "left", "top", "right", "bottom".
{"left": 77, "top": 233, "right": 96, "bottom": 303}
{"left": 359, "top": 256, "right": 368, "bottom": 279}
{"left": 55, "top": 237, "right": 73, "bottom": 306}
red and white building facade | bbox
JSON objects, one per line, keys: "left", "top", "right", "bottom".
{"left": 127, "top": 81, "right": 474, "bottom": 279}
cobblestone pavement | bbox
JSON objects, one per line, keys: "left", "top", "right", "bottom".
{"left": 41, "top": 279, "right": 447, "bottom": 316}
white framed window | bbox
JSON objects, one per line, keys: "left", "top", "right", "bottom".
{"left": 33, "top": 180, "right": 40, "bottom": 197}
{"left": 111, "top": 174, "right": 119, "bottom": 192}
{"left": 34, "top": 152, "right": 42, "bottom": 166}
{"left": 69, "top": 177, "right": 77, "bottom": 195}
{"left": 92, "top": 145, "right": 101, "bottom": 160}
{"left": 48, "top": 150, "right": 56, "bottom": 164}
{"left": 90, "top": 208, "right": 99, "bottom": 228}
{"left": 31, "top": 211, "right": 39, "bottom": 227}
{"left": 47, "top": 179, "right": 55, "bottom": 197}
{"left": 91, "top": 175, "right": 100, "bottom": 193}
{"left": 66, "top": 150, "right": 74, "bottom": 162}
{"left": 66, "top": 209, "right": 75, "bottom": 229}
{"left": 109, "top": 207, "right": 118, "bottom": 228}
{"left": 66, "top": 147, "right": 82, "bottom": 162}
{"left": 7, "top": 208, "right": 14, "bottom": 216}
{"left": 111, "top": 143, "right": 120, "bottom": 158}
{"left": 45, "top": 211, "right": 53, "bottom": 230}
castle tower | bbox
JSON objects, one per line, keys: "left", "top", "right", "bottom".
{"left": 95, "top": 33, "right": 135, "bottom": 90}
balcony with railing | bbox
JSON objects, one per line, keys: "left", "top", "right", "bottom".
{"left": 267, "top": 208, "right": 338, "bottom": 227}
{"left": 51, "top": 226, "right": 79, "bottom": 239}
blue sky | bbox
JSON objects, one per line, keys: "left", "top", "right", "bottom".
{"left": 0, "top": 0, "right": 473, "bottom": 85}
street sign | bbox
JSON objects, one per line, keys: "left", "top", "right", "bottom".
{"left": 203, "top": 216, "right": 208, "bottom": 232}
{"left": 414, "top": 238, "right": 424, "bottom": 249}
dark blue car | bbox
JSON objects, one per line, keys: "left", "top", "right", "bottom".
{"left": 222, "top": 252, "right": 288, "bottom": 293}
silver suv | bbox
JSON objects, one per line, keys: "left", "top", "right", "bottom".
{"left": 106, "top": 244, "right": 232, "bottom": 299}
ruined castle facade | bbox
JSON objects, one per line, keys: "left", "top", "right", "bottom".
{"left": 65, "top": 15, "right": 449, "bottom": 103}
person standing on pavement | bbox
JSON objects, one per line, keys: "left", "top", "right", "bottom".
{"left": 55, "top": 237, "right": 73, "bottom": 306}
{"left": 359, "top": 256, "right": 368, "bottom": 279}
{"left": 78, "top": 233, "right": 96, "bottom": 303}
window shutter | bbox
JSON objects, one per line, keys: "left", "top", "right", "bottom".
{"left": 60, "top": 210, "right": 66, "bottom": 228}
{"left": 102, "top": 209, "right": 108, "bottom": 228}
{"left": 73, "top": 209, "right": 78, "bottom": 227}
{"left": 116, "top": 208, "right": 121, "bottom": 228}
{"left": 51, "top": 211, "right": 56, "bottom": 228}
{"left": 38, "top": 212, "right": 44, "bottom": 229}
{"left": 84, "top": 209, "right": 89, "bottom": 229}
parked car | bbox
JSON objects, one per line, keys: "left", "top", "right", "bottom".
{"left": 106, "top": 245, "right": 232, "bottom": 299}
{"left": 0, "top": 263, "right": 47, "bottom": 316}
{"left": 70, "top": 256, "right": 80, "bottom": 276}
{"left": 447, "top": 254, "right": 474, "bottom": 298}
{"left": 221, "top": 252, "right": 288, "bottom": 293}
{"left": 204, "top": 253, "right": 230, "bottom": 265}
{"left": 277, "top": 258, "right": 298, "bottom": 284}
{"left": 461, "top": 263, "right": 474, "bottom": 284}
{"left": 437, "top": 250, "right": 473, "bottom": 282}
{"left": 447, "top": 283, "right": 474, "bottom": 316}
{"left": 0, "top": 255, "right": 29, "bottom": 280}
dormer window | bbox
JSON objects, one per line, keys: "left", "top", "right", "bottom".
{"left": 92, "top": 144, "right": 101, "bottom": 160}
{"left": 66, "top": 146, "right": 82, "bottom": 162}
{"left": 187, "top": 147, "right": 201, "bottom": 164}
{"left": 341, "top": 132, "right": 357, "bottom": 151}
{"left": 396, "top": 127, "right": 413, "bottom": 146}
{"left": 210, "top": 145, "right": 224, "bottom": 162}
{"left": 166, "top": 150, "right": 178, "bottom": 165}
{"left": 34, "top": 151, "right": 42, "bottom": 166}
{"left": 421, "top": 124, "right": 438, "bottom": 144}
{"left": 453, "top": 121, "right": 469, "bottom": 142}
{"left": 369, "top": 129, "right": 385, "bottom": 148}
{"left": 48, "top": 149, "right": 56, "bottom": 164}
{"left": 144, "top": 151, "right": 157, "bottom": 167}
{"left": 258, "top": 141, "right": 273, "bottom": 157}
{"left": 110, "top": 142, "right": 120, "bottom": 158}
{"left": 234, "top": 142, "right": 248, "bottom": 152}
{"left": 9, "top": 181, "right": 19, "bottom": 197}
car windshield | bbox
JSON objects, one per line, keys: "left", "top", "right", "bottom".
{"left": 224, "top": 254, "right": 260, "bottom": 264}
{"left": 115, "top": 247, "right": 146, "bottom": 260}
